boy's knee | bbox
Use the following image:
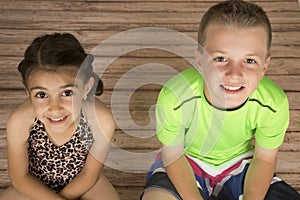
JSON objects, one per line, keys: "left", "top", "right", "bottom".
{"left": 265, "top": 181, "right": 300, "bottom": 200}
{"left": 142, "top": 188, "right": 178, "bottom": 200}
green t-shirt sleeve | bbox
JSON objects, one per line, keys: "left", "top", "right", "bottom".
{"left": 255, "top": 95, "right": 289, "bottom": 149}
{"left": 156, "top": 86, "right": 185, "bottom": 146}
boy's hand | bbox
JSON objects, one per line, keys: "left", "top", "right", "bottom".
{"left": 162, "top": 145, "right": 204, "bottom": 200}
{"left": 243, "top": 144, "right": 278, "bottom": 199}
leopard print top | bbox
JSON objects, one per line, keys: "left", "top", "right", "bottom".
{"left": 28, "top": 112, "right": 94, "bottom": 193}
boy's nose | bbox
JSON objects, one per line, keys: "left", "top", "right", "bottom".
{"left": 225, "top": 62, "right": 243, "bottom": 78}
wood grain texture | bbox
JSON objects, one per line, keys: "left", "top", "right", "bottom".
{"left": 0, "top": 0, "right": 299, "bottom": 199}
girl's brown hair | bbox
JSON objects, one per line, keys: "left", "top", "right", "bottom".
{"left": 18, "top": 33, "right": 103, "bottom": 96}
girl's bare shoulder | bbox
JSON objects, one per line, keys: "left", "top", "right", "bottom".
{"left": 83, "top": 98, "right": 115, "bottom": 138}
{"left": 95, "top": 98, "right": 115, "bottom": 125}
{"left": 7, "top": 98, "right": 35, "bottom": 140}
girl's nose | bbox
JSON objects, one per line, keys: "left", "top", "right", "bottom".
{"left": 48, "top": 97, "right": 62, "bottom": 111}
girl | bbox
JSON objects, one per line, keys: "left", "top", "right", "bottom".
{"left": 0, "top": 33, "right": 120, "bottom": 200}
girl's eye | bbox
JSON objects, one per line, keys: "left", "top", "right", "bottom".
{"left": 245, "top": 58, "right": 256, "bottom": 64}
{"left": 35, "top": 92, "right": 47, "bottom": 99}
{"left": 214, "top": 57, "right": 227, "bottom": 62}
{"left": 62, "top": 90, "right": 74, "bottom": 97}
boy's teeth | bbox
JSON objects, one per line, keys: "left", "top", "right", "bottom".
{"left": 223, "top": 85, "right": 241, "bottom": 91}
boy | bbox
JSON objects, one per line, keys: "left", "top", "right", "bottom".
{"left": 141, "top": 0, "right": 300, "bottom": 199}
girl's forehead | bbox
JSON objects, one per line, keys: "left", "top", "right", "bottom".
{"left": 27, "top": 67, "right": 81, "bottom": 86}
{"left": 29, "top": 67, "right": 78, "bottom": 79}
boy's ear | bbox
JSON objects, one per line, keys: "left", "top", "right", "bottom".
{"left": 262, "top": 55, "right": 271, "bottom": 76}
{"left": 195, "top": 49, "right": 204, "bottom": 74}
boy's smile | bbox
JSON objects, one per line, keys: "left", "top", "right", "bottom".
{"left": 197, "top": 24, "right": 270, "bottom": 110}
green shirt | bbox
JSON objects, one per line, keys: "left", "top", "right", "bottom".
{"left": 156, "top": 67, "right": 289, "bottom": 165}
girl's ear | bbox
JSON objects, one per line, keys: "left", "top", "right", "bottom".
{"left": 195, "top": 49, "right": 204, "bottom": 74}
{"left": 84, "top": 77, "right": 95, "bottom": 97}
{"left": 24, "top": 85, "right": 30, "bottom": 97}
{"left": 25, "top": 88, "right": 29, "bottom": 96}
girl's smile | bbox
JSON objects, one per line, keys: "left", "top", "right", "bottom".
{"left": 47, "top": 115, "right": 69, "bottom": 125}
{"left": 27, "top": 68, "right": 85, "bottom": 136}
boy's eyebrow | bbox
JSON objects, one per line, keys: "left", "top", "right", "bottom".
{"left": 208, "top": 50, "right": 227, "bottom": 55}
{"left": 209, "top": 50, "right": 264, "bottom": 58}
{"left": 30, "top": 84, "right": 78, "bottom": 91}
{"left": 245, "top": 53, "right": 264, "bottom": 58}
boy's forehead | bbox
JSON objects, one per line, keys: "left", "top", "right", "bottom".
{"left": 202, "top": 24, "right": 269, "bottom": 56}
{"left": 206, "top": 22, "right": 268, "bottom": 36}
{"left": 204, "top": 23, "right": 269, "bottom": 43}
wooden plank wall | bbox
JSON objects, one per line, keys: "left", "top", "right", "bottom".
{"left": 0, "top": 0, "right": 299, "bottom": 199}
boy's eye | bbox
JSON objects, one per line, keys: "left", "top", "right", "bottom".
{"left": 214, "top": 57, "right": 227, "bottom": 62}
{"left": 62, "top": 90, "right": 74, "bottom": 97}
{"left": 245, "top": 58, "right": 256, "bottom": 64}
{"left": 35, "top": 92, "right": 47, "bottom": 98}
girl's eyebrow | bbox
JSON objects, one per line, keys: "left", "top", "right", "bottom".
{"left": 30, "top": 84, "right": 78, "bottom": 91}
{"left": 61, "top": 84, "right": 78, "bottom": 89}
{"left": 30, "top": 86, "right": 47, "bottom": 91}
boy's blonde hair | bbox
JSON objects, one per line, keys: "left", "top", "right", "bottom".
{"left": 198, "top": 0, "right": 272, "bottom": 54}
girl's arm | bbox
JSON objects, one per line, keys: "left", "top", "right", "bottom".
{"left": 58, "top": 153, "right": 103, "bottom": 199}
{"left": 243, "top": 144, "right": 278, "bottom": 200}
{"left": 162, "top": 145, "right": 204, "bottom": 200}
{"left": 59, "top": 99, "right": 115, "bottom": 199}
{"left": 7, "top": 100, "right": 66, "bottom": 200}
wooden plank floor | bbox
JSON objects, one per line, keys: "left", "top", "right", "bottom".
{"left": 0, "top": 0, "right": 299, "bottom": 199}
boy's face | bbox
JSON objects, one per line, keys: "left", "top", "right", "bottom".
{"left": 196, "top": 24, "right": 270, "bottom": 109}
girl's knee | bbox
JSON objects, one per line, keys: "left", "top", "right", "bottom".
{"left": 0, "top": 186, "right": 30, "bottom": 200}
{"left": 80, "top": 175, "right": 120, "bottom": 200}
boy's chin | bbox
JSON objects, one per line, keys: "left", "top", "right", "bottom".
{"left": 211, "top": 98, "right": 247, "bottom": 110}
{"left": 224, "top": 100, "right": 247, "bottom": 110}
{"left": 206, "top": 90, "right": 248, "bottom": 110}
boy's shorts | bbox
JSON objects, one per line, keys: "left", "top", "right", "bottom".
{"left": 140, "top": 152, "right": 300, "bottom": 200}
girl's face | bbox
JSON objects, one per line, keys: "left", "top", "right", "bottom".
{"left": 27, "top": 68, "right": 88, "bottom": 135}
{"left": 196, "top": 25, "right": 270, "bottom": 109}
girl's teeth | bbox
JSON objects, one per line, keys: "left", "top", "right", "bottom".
{"left": 51, "top": 117, "right": 64, "bottom": 121}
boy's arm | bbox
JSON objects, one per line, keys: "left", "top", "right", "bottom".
{"left": 243, "top": 144, "right": 278, "bottom": 200}
{"left": 7, "top": 107, "right": 66, "bottom": 200}
{"left": 162, "top": 145, "right": 204, "bottom": 200}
